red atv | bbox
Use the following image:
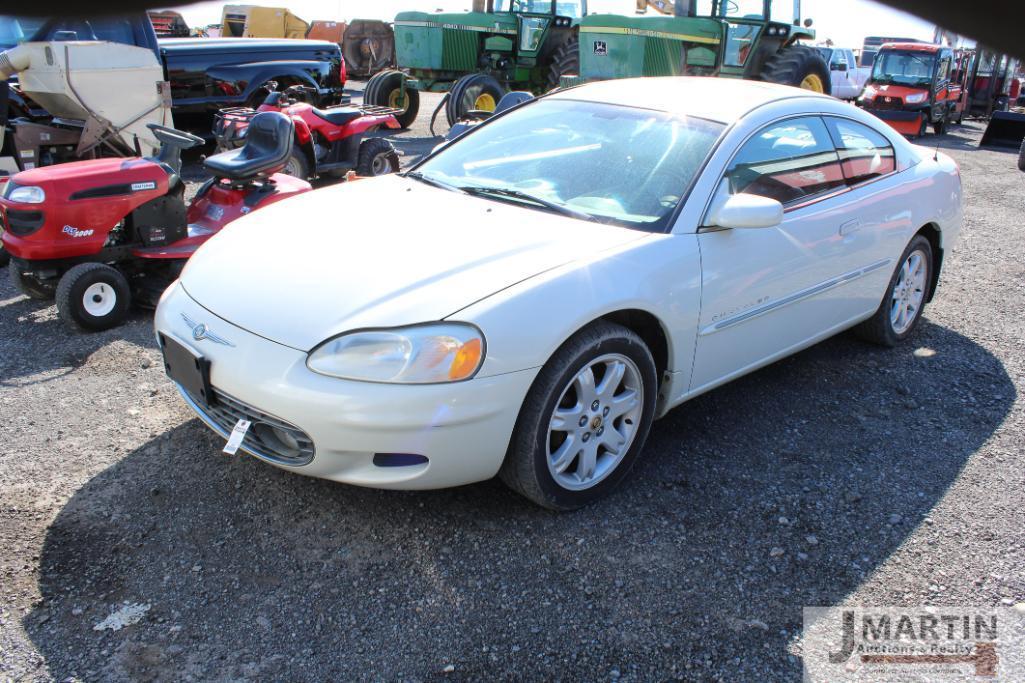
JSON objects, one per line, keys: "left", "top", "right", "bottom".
{"left": 1, "top": 112, "right": 311, "bottom": 332}
{"left": 214, "top": 84, "right": 402, "bottom": 181}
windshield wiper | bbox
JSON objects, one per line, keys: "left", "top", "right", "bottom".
{"left": 403, "top": 171, "right": 462, "bottom": 193}
{"left": 459, "top": 186, "right": 599, "bottom": 222}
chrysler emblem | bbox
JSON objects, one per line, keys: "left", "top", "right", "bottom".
{"left": 181, "top": 313, "right": 235, "bottom": 347}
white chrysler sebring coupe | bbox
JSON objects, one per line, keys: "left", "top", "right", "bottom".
{"left": 155, "top": 78, "right": 962, "bottom": 509}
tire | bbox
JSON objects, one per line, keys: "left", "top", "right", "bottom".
{"left": 854, "top": 235, "right": 933, "bottom": 347}
{"left": 0, "top": 244, "right": 9, "bottom": 268}
{"left": 355, "top": 137, "right": 400, "bottom": 177}
{"left": 282, "top": 149, "right": 310, "bottom": 180}
{"left": 8, "top": 262, "right": 56, "bottom": 300}
{"left": 500, "top": 321, "right": 658, "bottom": 510}
{"left": 933, "top": 113, "right": 948, "bottom": 135}
{"left": 55, "top": 263, "right": 131, "bottom": 332}
{"left": 547, "top": 35, "right": 580, "bottom": 90}
{"left": 365, "top": 70, "right": 419, "bottom": 129}
{"left": 446, "top": 73, "right": 506, "bottom": 128}
{"left": 758, "top": 44, "right": 832, "bottom": 94}
{"left": 1018, "top": 138, "right": 1025, "bottom": 172}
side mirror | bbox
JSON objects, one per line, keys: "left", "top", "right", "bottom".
{"left": 804, "top": 18, "right": 814, "bottom": 28}
{"left": 707, "top": 193, "right": 784, "bottom": 230}
{"left": 836, "top": 61, "right": 849, "bottom": 72}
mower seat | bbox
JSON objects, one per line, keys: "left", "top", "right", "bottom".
{"left": 312, "top": 107, "right": 362, "bottom": 127}
{"left": 203, "top": 112, "right": 294, "bottom": 181}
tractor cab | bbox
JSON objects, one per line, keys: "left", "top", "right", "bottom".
{"left": 490, "top": 0, "right": 587, "bottom": 59}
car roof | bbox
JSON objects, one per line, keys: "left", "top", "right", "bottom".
{"left": 547, "top": 77, "right": 832, "bottom": 124}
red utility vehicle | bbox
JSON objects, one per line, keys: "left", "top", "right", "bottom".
{"left": 214, "top": 84, "right": 402, "bottom": 181}
{"left": 858, "top": 43, "right": 971, "bottom": 137}
{"left": 1, "top": 112, "right": 311, "bottom": 332}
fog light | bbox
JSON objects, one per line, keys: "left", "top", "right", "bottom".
{"left": 373, "top": 453, "right": 429, "bottom": 468}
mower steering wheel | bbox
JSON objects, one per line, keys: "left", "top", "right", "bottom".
{"left": 146, "top": 124, "right": 205, "bottom": 149}
{"left": 723, "top": 0, "right": 739, "bottom": 15}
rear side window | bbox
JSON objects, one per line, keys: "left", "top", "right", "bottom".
{"left": 824, "top": 117, "right": 897, "bottom": 185}
{"left": 726, "top": 116, "right": 845, "bottom": 206}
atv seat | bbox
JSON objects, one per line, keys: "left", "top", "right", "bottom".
{"left": 312, "top": 107, "right": 362, "bottom": 127}
{"left": 203, "top": 112, "right": 294, "bottom": 181}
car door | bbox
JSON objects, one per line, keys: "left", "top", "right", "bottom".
{"left": 831, "top": 50, "right": 854, "bottom": 99}
{"left": 689, "top": 115, "right": 883, "bottom": 393}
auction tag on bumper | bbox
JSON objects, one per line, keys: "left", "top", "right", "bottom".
{"left": 223, "top": 419, "right": 251, "bottom": 455}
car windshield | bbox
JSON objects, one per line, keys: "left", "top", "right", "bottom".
{"left": 413, "top": 99, "right": 725, "bottom": 231}
{"left": 872, "top": 51, "right": 936, "bottom": 86}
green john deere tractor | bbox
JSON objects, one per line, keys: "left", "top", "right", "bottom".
{"left": 363, "top": 0, "right": 586, "bottom": 128}
{"left": 575, "top": 0, "right": 831, "bottom": 93}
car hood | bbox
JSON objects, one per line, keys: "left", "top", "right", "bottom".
{"left": 181, "top": 175, "right": 648, "bottom": 350}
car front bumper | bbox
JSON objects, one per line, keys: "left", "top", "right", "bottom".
{"left": 155, "top": 282, "right": 538, "bottom": 490}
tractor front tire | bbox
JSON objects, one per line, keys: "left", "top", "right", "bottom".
{"left": 56, "top": 263, "right": 131, "bottom": 332}
{"left": 446, "top": 73, "right": 506, "bottom": 128}
{"left": 365, "top": 70, "right": 420, "bottom": 129}
{"left": 547, "top": 35, "right": 580, "bottom": 90}
{"left": 356, "top": 138, "right": 400, "bottom": 177}
{"left": 8, "top": 262, "right": 56, "bottom": 300}
{"left": 759, "top": 45, "right": 832, "bottom": 94}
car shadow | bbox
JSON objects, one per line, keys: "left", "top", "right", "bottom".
{"left": 24, "top": 321, "right": 1014, "bottom": 680}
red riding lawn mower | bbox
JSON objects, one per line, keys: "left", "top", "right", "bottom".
{"left": 1, "top": 111, "right": 311, "bottom": 332}
{"left": 214, "top": 83, "right": 402, "bottom": 182}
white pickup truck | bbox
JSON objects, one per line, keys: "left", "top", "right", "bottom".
{"left": 814, "top": 47, "right": 871, "bottom": 100}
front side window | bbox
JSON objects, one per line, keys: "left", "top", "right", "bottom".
{"left": 769, "top": 0, "right": 796, "bottom": 25}
{"left": 519, "top": 16, "right": 550, "bottom": 51}
{"left": 936, "top": 56, "right": 951, "bottom": 83}
{"left": 824, "top": 117, "right": 896, "bottom": 185}
{"left": 726, "top": 117, "right": 845, "bottom": 205}
{"left": 415, "top": 99, "right": 725, "bottom": 231}
{"left": 721, "top": 0, "right": 766, "bottom": 19}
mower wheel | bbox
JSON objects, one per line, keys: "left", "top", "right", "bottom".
{"left": 758, "top": 45, "right": 832, "bottom": 94}
{"left": 365, "top": 70, "right": 420, "bottom": 129}
{"left": 8, "top": 263, "right": 56, "bottom": 300}
{"left": 282, "top": 149, "right": 310, "bottom": 180}
{"left": 56, "top": 263, "right": 131, "bottom": 332}
{"left": 0, "top": 244, "right": 9, "bottom": 268}
{"left": 446, "top": 73, "right": 506, "bottom": 128}
{"left": 356, "top": 138, "right": 400, "bottom": 177}
{"left": 547, "top": 35, "right": 580, "bottom": 90}
{"left": 1018, "top": 138, "right": 1025, "bottom": 172}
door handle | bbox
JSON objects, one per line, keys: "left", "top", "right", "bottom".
{"left": 839, "top": 219, "right": 861, "bottom": 236}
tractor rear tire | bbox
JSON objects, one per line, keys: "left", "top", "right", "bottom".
{"left": 356, "top": 137, "right": 400, "bottom": 177}
{"left": 8, "top": 262, "right": 56, "bottom": 300}
{"left": 1018, "top": 138, "right": 1025, "bottom": 172}
{"left": 547, "top": 36, "right": 580, "bottom": 90}
{"left": 365, "top": 70, "right": 420, "bottom": 129}
{"left": 56, "top": 263, "right": 131, "bottom": 332}
{"left": 446, "top": 73, "right": 506, "bottom": 128}
{"left": 758, "top": 45, "right": 832, "bottom": 94}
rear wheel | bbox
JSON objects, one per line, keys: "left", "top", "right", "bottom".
{"left": 855, "top": 235, "right": 933, "bottom": 347}
{"left": 8, "top": 263, "right": 56, "bottom": 300}
{"left": 56, "top": 263, "right": 131, "bottom": 332}
{"left": 500, "top": 321, "right": 658, "bottom": 510}
{"left": 547, "top": 36, "right": 580, "bottom": 90}
{"left": 446, "top": 73, "right": 506, "bottom": 127}
{"left": 365, "top": 70, "right": 419, "bottom": 129}
{"left": 759, "top": 45, "right": 832, "bottom": 94}
{"left": 355, "top": 137, "right": 400, "bottom": 177}
{"left": 1018, "top": 138, "right": 1025, "bottom": 172}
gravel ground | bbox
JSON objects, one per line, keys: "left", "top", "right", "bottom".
{"left": 1, "top": 86, "right": 1023, "bottom": 682}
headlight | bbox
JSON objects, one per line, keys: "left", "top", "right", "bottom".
{"left": 904, "top": 93, "right": 927, "bottom": 104}
{"left": 307, "top": 323, "right": 485, "bottom": 384}
{"left": 6, "top": 185, "right": 45, "bottom": 204}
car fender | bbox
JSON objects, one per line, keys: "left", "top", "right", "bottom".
{"left": 447, "top": 232, "right": 702, "bottom": 399}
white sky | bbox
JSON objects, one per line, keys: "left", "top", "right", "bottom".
{"left": 172, "top": 0, "right": 936, "bottom": 49}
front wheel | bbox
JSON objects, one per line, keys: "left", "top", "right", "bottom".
{"left": 355, "top": 137, "right": 400, "bottom": 177}
{"left": 365, "top": 70, "right": 420, "bottom": 129}
{"left": 56, "top": 263, "right": 132, "bottom": 332}
{"left": 855, "top": 235, "right": 933, "bottom": 347}
{"left": 1018, "top": 138, "right": 1025, "bottom": 172}
{"left": 282, "top": 149, "right": 310, "bottom": 180}
{"left": 933, "top": 113, "right": 948, "bottom": 135}
{"left": 500, "top": 321, "right": 658, "bottom": 510}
